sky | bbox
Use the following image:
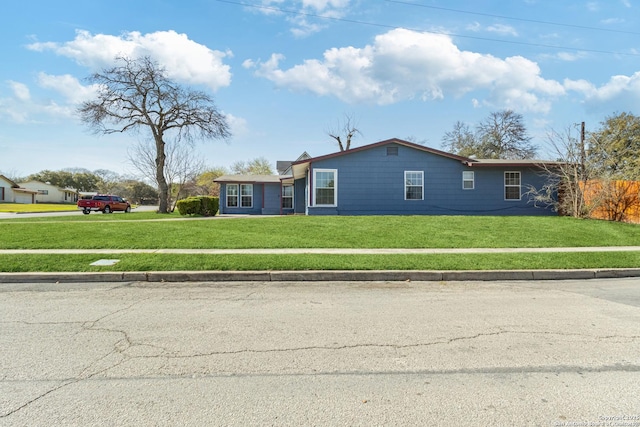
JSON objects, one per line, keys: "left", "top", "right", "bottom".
{"left": 1, "top": 0, "right": 639, "bottom": 179}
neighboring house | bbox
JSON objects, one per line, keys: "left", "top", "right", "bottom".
{"left": 215, "top": 138, "right": 559, "bottom": 216}
{"left": 19, "top": 180, "right": 79, "bottom": 204}
{"left": 0, "top": 175, "right": 38, "bottom": 204}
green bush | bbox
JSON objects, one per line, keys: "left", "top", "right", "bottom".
{"left": 176, "top": 196, "right": 219, "bottom": 216}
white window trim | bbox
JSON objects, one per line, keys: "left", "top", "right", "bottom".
{"left": 240, "top": 184, "right": 253, "bottom": 208}
{"left": 313, "top": 169, "right": 338, "bottom": 207}
{"left": 404, "top": 171, "right": 424, "bottom": 201}
{"left": 504, "top": 171, "right": 521, "bottom": 201}
{"left": 282, "top": 184, "right": 294, "bottom": 209}
{"left": 226, "top": 184, "right": 238, "bottom": 207}
{"left": 463, "top": 171, "right": 475, "bottom": 190}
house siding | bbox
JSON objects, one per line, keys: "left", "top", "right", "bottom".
{"left": 294, "top": 178, "right": 306, "bottom": 214}
{"left": 304, "top": 144, "right": 554, "bottom": 216}
{"left": 19, "top": 181, "right": 78, "bottom": 204}
{"left": 262, "top": 183, "right": 282, "bottom": 215}
{"left": 219, "top": 183, "right": 263, "bottom": 215}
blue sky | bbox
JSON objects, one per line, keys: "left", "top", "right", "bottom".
{"left": 1, "top": 0, "right": 639, "bottom": 178}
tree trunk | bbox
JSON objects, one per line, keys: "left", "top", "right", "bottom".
{"left": 155, "top": 138, "right": 170, "bottom": 214}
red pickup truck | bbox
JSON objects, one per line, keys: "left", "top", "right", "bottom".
{"left": 77, "top": 195, "right": 131, "bottom": 214}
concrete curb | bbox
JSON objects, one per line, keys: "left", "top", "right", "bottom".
{"left": 1, "top": 268, "right": 640, "bottom": 283}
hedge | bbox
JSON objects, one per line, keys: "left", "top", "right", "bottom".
{"left": 176, "top": 196, "right": 219, "bottom": 216}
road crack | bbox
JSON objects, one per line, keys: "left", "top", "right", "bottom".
{"left": 1, "top": 297, "right": 153, "bottom": 419}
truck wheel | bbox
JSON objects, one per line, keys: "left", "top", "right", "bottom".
{"left": 125, "top": 206, "right": 131, "bottom": 213}
{"left": 83, "top": 209, "right": 90, "bottom": 215}
{"left": 103, "top": 206, "right": 111, "bottom": 214}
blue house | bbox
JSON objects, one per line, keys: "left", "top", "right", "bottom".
{"left": 215, "top": 138, "right": 558, "bottom": 216}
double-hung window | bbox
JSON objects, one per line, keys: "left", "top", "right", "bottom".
{"left": 314, "top": 169, "right": 337, "bottom": 206}
{"left": 405, "top": 171, "right": 424, "bottom": 200}
{"left": 226, "top": 184, "right": 238, "bottom": 207}
{"left": 504, "top": 172, "right": 521, "bottom": 200}
{"left": 240, "top": 184, "right": 253, "bottom": 208}
{"left": 463, "top": 171, "right": 474, "bottom": 190}
{"left": 282, "top": 185, "right": 293, "bottom": 209}
{"left": 227, "top": 184, "right": 254, "bottom": 207}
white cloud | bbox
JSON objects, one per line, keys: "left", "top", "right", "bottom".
{"left": 0, "top": 79, "right": 77, "bottom": 123}
{"left": 8, "top": 81, "right": 31, "bottom": 101}
{"left": 466, "top": 22, "right": 518, "bottom": 37}
{"left": 586, "top": 2, "right": 600, "bottom": 12}
{"left": 225, "top": 113, "right": 249, "bottom": 137}
{"left": 540, "top": 51, "right": 588, "bottom": 62}
{"left": 27, "top": 30, "right": 232, "bottom": 92}
{"left": 250, "top": 28, "right": 565, "bottom": 113}
{"left": 258, "top": 0, "right": 351, "bottom": 36}
{"left": 486, "top": 24, "right": 518, "bottom": 37}
{"left": 37, "top": 73, "right": 99, "bottom": 105}
{"left": 601, "top": 17, "right": 624, "bottom": 25}
{"left": 566, "top": 72, "right": 640, "bottom": 111}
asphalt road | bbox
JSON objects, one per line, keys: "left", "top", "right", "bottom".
{"left": 1, "top": 279, "right": 639, "bottom": 426}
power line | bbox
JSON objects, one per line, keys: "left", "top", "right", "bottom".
{"left": 212, "top": 0, "right": 640, "bottom": 57}
{"left": 385, "top": 0, "right": 640, "bottom": 36}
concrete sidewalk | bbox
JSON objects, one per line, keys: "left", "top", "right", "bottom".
{"left": 1, "top": 246, "right": 639, "bottom": 283}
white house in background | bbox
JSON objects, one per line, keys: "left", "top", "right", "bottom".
{"left": 0, "top": 175, "right": 37, "bottom": 204}
{"left": 19, "top": 180, "right": 78, "bottom": 204}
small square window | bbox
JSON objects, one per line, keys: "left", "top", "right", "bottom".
{"left": 386, "top": 146, "right": 398, "bottom": 156}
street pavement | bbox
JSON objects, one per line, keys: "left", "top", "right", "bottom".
{"left": 1, "top": 278, "right": 639, "bottom": 426}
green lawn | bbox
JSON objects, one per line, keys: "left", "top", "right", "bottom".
{"left": 0, "top": 203, "right": 78, "bottom": 213}
{"left": 1, "top": 214, "right": 639, "bottom": 272}
{"left": 2, "top": 251, "right": 640, "bottom": 273}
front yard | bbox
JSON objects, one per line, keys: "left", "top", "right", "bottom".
{"left": 1, "top": 214, "right": 639, "bottom": 272}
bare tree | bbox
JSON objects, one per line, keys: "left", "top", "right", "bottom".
{"left": 128, "top": 139, "right": 205, "bottom": 211}
{"left": 441, "top": 121, "right": 478, "bottom": 157}
{"left": 93, "top": 169, "right": 122, "bottom": 194}
{"left": 525, "top": 127, "right": 594, "bottom": 217}
{"left": 442, "top": 111, "right": 536, "bottom": 159}
{"left": 476, "top": 110, "right": 537, "bottom": 159}
{"left": 327, "top": 113, "right": 361, "bottom": 151}
{"left": 78, "top": 56, "right": 230, "bottom": 213}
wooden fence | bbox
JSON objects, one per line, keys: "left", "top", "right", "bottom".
{"left": 581, "top": 180, "right": 640, "bottom": 223}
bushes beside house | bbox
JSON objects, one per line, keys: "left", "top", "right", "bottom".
{"left": 176, "top": 196, "right": 219, "bottom": 216}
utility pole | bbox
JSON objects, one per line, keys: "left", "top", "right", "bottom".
{"left": 580, "top": 121, "right": 586, "bottom": 178}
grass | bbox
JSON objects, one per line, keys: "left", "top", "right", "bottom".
{"left": 1, "top": 214, "right": 640, "bottom": 249}
{"left": 2, "top": 252, "right": 640, "bottom": 273}
{"left": 1, "top": 214, "right": 639, "bottom": 272}
{"left": 0, "top": 203, "right": 78, "bottom": 213}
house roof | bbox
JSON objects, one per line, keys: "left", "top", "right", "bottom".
{"left": 464, "top": 159, "right": 564, "bottom": 168}
{"left": 19, "top": 180, "right": 79, "bottom": 193}
{"left": 214, "top": 174, "right": 292, "bottom": 184}
{"left": 276, "top": 161, "right": 292, "bottom": 175}
{"left": 277, "top": 151, "right": 312, "bottom": 175}
{"left": 289, "top": 138, "right": 476, "bottom": 179}
{"left": 0, "top": 174, "right": 20, "bottom": 188}
{"left": 292, "top": 138, "right": 473, "bottom": 166}
{"left": 288, "top": 138, "right": 560, "bottom": 178}
{"left": 13, "top": 187, "right": 38, "bottom": 194}
{"left": 0, "top": 174, "right": 37, "bottom": 193}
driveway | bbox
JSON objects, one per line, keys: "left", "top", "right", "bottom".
{"left": 1, "top": 278, "right": 639, "bottom": 426}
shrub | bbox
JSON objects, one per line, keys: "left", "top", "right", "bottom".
{"left": 176, "top": 196, "right": 219, "bottom": 216}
